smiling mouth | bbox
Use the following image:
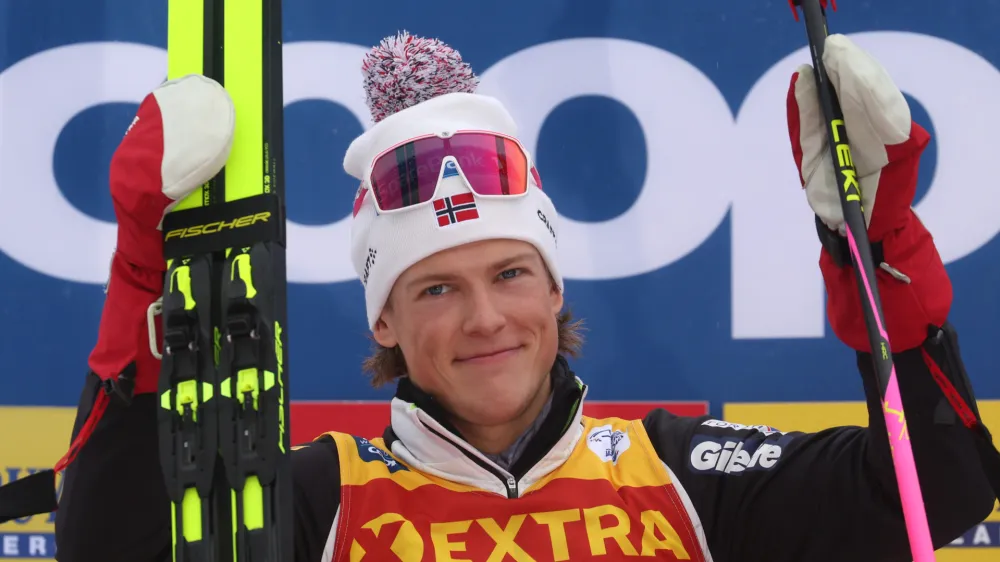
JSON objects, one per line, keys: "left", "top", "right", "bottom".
{"left": 455, "top": 346, "right": 523, "bottom": 364}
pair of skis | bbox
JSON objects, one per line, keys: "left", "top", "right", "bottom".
{"left": 157, "top": 0, "right": 291, "bottom": 560}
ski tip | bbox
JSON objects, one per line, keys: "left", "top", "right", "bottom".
{"left": 788, "top": 0, "right": 837, "bottom": 21}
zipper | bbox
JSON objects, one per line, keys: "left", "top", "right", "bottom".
{"left": 409, "top": 379, "right": 589, "bottom": 500}
{"left": 504, "top": 475, "right": 517, "bottom": 498}
{"left": 424, "top": 424, "right": 519, "bottom": 499}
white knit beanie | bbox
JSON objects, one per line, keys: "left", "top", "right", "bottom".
{"left": 343, "top": 32, "right": 563, "bottom": 330}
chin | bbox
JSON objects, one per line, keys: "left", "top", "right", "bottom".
{"left": 444, "top": 351, "right": 550, "bottom": 423}
{"left": 456, "top": 381, "right": 538, "bottom": 424}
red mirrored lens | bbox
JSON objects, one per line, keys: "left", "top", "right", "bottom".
{"left": 446, "top": 134, "right": 528, "bottom": 196}
{"left": 369, "top": 133, "right": 528, "bottom": 211}
{"left": 370, "top": 137, "right": 446, "bottom": 212}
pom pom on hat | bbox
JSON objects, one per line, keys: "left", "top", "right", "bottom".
{"left": 361, "top": 30, "right": 480, "bottom": 123}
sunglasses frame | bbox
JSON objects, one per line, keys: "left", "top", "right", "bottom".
{"left": 362, "top": 129, "right": 536, "bottom": 215}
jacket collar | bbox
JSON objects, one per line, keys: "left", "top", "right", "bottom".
{"left": 383, "top": 355, "right": 587, "bottom": 496}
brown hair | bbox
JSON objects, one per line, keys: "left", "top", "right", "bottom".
{"left": 362, "top": 309, "right": 585, "bottom": 388}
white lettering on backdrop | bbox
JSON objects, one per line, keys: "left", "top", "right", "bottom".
{"left": 1, "top": 33, "right": 998, "bottom": 339}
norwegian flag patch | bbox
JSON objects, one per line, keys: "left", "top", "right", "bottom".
{"left": 433, "top": 193, "right": 479, "bottom": 227}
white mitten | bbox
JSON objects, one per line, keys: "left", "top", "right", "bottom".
{"left": 110, "top": 73, "right": 235, "bottom": 270}
{"left": 789, "top": 34, "right": 912, "bottom": 234}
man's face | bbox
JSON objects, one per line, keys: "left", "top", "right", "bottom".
{"left": 373, "top": 239, "right": 563, "bottom": 429}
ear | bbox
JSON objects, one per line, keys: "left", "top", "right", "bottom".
{"left": 372, "top": 315, "right": 398, "bottom": 349}
{"left": 549, "top": 279, "right": 564, "bottom": 316}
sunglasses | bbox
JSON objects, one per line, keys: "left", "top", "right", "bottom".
{"left": 359, "top": 130, "right": 541, "bottom": 215}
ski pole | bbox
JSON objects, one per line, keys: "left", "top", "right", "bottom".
{"left": 788, "top": 1, "right": 936, "bottom": 560}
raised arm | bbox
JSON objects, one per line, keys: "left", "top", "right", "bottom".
{"left": 644, "top": 33, "right": 999, "bottom": 562}
{"left": 48, "top": 75, "right": 234, "bottom": 562}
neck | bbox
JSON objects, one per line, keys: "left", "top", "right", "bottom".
{"left": 451, "top": 375, "right": 553, "bottom": 455}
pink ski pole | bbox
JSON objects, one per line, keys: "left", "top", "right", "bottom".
{"left": 789, "top": 1, "right": 937, "bottom": 560}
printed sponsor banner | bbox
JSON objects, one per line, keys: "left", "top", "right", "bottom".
{"left": 722, "top": 400, "right": 1000, "bottom": 560}
{"left": 0, "top": 407, "right": 75, "bottom": 561}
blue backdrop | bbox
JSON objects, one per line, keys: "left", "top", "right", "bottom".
{"left": 1, "top": 0, "right": 998, "bottom": 418}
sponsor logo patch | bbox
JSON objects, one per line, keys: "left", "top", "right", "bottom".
{"left": 688, "top": 435, "right": 785, "bottom": 475}
{"left": 353, "top": 436, "right": 409, "bottom": 473}
{"left": 701, "top": 419, "right": 784, "bottom": 435}
{"left": 586, "top": 424, "right": 631, "bottom": 464}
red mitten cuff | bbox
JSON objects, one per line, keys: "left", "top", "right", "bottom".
{"left": 866, "top": 122, "right": 931, "bottom": 243}
{"left": 821, "top": 210, "right": 952, "bottom": 353}
{"left": 110, "top": 93, "right": 173, "bottom": 271}
{"left": 87, "top": 251, "right": 163, "bottom": 395}
{"left": 112, "top": 74, "right": 234, "bottom": 270}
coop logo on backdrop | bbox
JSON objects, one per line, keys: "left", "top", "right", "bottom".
{"left": 2, "top": 33, "right": 1000, "bottom": 340}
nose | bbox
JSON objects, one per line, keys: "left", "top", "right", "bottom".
{"left": 462, "top": 285, "right": 507, "bottom": 337}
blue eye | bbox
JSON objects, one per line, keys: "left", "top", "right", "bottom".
{"left": 499, "top": 268, "right": 521, "bottom": 280}
{"left": 425, "top": 284, "right": 448, "bottom": 296}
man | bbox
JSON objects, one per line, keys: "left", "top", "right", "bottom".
{"left": 32, "top": 31, "right": 1000, "bottom": 561}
